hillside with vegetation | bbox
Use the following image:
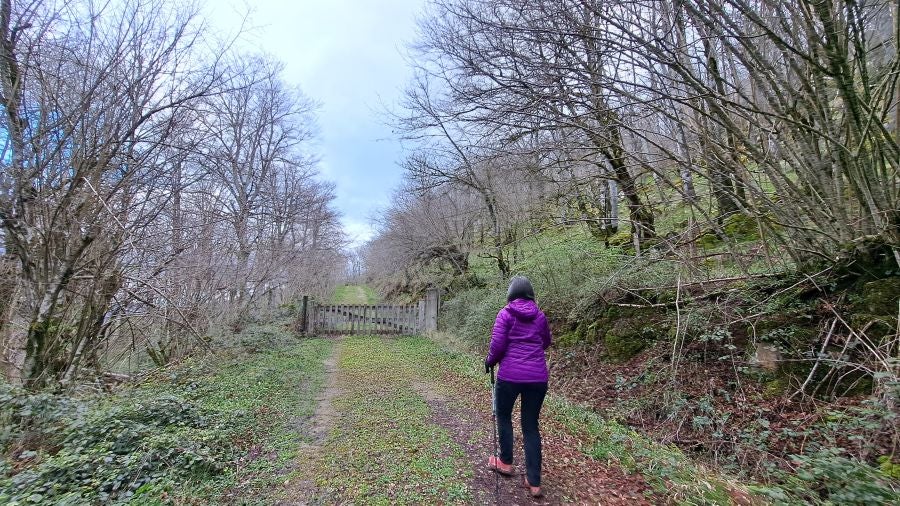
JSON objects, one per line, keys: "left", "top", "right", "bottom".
{"left": 1, "top": 0, "right": 898, "bottom": 504}
{"left": 361, "top": 0, "right": 900, "bottom": 503}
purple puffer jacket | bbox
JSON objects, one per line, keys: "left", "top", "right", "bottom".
{"left": 485, "top": 299, "right": 552, "bottom": 383}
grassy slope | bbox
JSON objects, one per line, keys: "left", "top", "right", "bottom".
{"left": 0, "top": 324, "right": 331, "bottom": 505}
{"left": 444, "top": 224, "right": 899, "bottom": 504}
{"left": 331, "top": 284, "right": 380, "bottom": 305}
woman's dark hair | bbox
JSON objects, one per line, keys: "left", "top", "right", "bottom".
{"left": 507, "top": 275, "right": 535, "bottom": 302}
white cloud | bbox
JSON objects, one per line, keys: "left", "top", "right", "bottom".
{"left": 206, "top": 0, "right": 423, "bottom": 245}
{"left": 342, "top": 217, "right": 375, "bottom": 248}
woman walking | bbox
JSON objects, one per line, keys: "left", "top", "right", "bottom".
{"left": 485, "top": 276, "right": 552, "bottom": 498}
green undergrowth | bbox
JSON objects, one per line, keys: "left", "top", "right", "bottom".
{"left": 462, "top": 228, "right": 628, "bottom": 320}
{"left": 549, "top": 399, "right": 738, "bottom": 505}
{"left": 306, "top": 336, "right": 470, "bottom": 504}
{"left": 0, "top": 325, "right": 331, "bottom": 505}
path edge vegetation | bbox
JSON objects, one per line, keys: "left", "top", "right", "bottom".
{"left": 0, "top": 314, "right": 332, "bottom": 505}
{"left": 425, "top": 332, "right": 756, "bottom": 505}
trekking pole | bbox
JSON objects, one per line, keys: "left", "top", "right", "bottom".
{"left": 490, "top": 365, "right": 500, "bottom": 504}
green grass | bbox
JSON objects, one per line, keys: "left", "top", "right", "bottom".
{"left": 304, "top": 336, "right": 471, "bottom": 504}
{"left": 170, "top": 337, "right": 331, "bottom": 501}
{"left": 331, "top": 284, "right": 380, "bottom": 304}
{"left": 0, "top": 326, "right": 331, "bottom": 505}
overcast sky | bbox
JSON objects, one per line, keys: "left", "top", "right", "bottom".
{"left": 209, "top": 0, "right": 426, "bottom": 247}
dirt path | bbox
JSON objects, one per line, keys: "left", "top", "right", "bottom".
{"left": 415, "top": 377, "right": 652, "bottom": 505}
{"left": 413, "top": 381, "right": 537, "bottom": 505}
{"left": 308, "top": 349, "right": 342, "bottom": 443}
{"left": 282, "top": 336, "right": 654, "bottom": 505}
{"left": 277, "top": 341, "right": 342, "bottom": 506}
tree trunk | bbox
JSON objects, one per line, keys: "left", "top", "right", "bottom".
{"left": 483, "top": 192, "right": 509, "bottom": 279}
{"left": 599, "top": 138, "right": 655, "bottom": 243}
{"left": 22, "top": 234, "right": 95, "bottom": 388}
{"left": 698, "top": 105, "right": 739, "bottom": 221}
{"left": 607, "top": 179, "right": 619, "bottom": 231}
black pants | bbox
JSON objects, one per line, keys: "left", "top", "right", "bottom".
{"left": 495, "top": 379, "right": 548, "bottom": 486}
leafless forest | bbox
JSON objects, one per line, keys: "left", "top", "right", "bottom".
{"left": 0, "top": 0, "right": 346, "bottom": 388}
{"left": 361, "top": 0, "right": 899, "bottom": 493}
{"left": 0, "top": 0, "right": 897, "bottom": 502}
{"left": 367, "top": 0, "right": 898, "bottom": 287}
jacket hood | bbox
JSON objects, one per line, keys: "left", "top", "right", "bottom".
{"left": 506, "top": 298, "right": 540, "bottom": 321}
{"left": 507, "top": 276, "right": 535, "bottom": 302}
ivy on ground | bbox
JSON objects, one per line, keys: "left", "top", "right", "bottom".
{"left": 0, "top": 331, "right": 331, "bottom": 505}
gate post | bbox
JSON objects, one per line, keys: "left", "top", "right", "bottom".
{"left": 299, "top": 295, "right": 309, "bottom": 335}
{"left": 424, "top": 287, "right": 440, "bottom": 333}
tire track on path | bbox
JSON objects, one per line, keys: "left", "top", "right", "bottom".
{"left": 277, "top": 338, "right": 342, "bottom": 506}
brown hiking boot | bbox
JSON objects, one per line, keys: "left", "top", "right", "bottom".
{"left": 523, "top": 476, "right": 543, "bottom": 498}
{"left": 487, "top": 455, "right": 513, "bottom": 476}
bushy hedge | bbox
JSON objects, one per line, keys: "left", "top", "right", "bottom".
{"left": 439, "top": 287, "right": 505, "bottom": 354}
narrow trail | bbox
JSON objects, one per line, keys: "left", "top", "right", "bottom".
{"left": 412, "top": 380, "right": 546, "bottom": 505}
{"left": 331, "top": 284, "right": 377, "bottom": 305}
{"left": 309, "top": 348, "right": 342, "bottom": 443}
{"left": 281, "top": 336, "right": 654, "bottom": 505}
{"left": 277, "top": 341, "right": 342, "bottom": 506}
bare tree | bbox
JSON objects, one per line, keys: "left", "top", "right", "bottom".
{"left": 194, "top": 55, "right": 320, "bottom": 312}
{"left": 365, "top": 181, "right": 481, "bottom": 296}
{"left": 0, "top": 0, "right": 346, "bottom": 387}
{"left": 412, "top": 0, "right": 897, "bottom": 263}
{"left": 410, "top": 0, "right": 658, "bottom": 246}
{"left": 0, "top": 0, "right": 233, "bottom": 386}
{"left": 587, "top": 0, "right": 899, "bottom": 262}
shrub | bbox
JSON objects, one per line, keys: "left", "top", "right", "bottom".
{"left": 0, "top": 394, "right": 232, "bottom": 504}
{"left": 757, "top": 447, "right": 899, "bottom": 505}
{"left": 2, "top": 320, "right": 328, "bottom": 505}
{"left": 0, "top": 384, "right": 79, "bottom": 455}
{"left": 439, "top": 287, "right": 506, "bottom": 353}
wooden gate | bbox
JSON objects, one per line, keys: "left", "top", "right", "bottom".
{"left": 303, "top": 289, "right": 439, "bottom": 336}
